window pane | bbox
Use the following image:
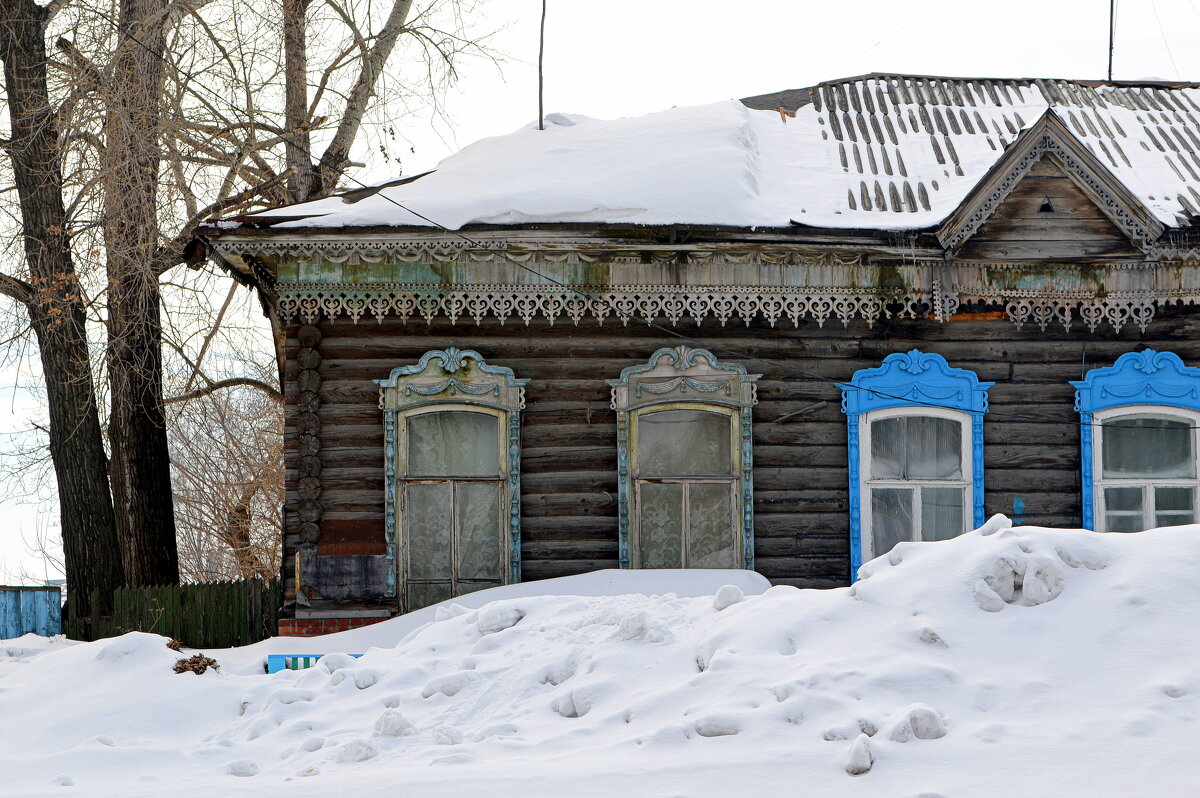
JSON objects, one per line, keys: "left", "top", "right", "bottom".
{"left": 1106, "top": 514, "right": 1143, "bottom": 534}
{"left": 688, "top": 483, "right": 736, "bottom": 568}
{"left": 1102, "top": 417, "right": 1194, "bottom": 479}
{"left": 921, "top": 486, "right": 964, "bottom": 541}
{"left": 407, "top": 412, "right": 500, "bottom": 477}
{"left": 457, "top": 482, "right": 502, "bottom": 581}
{"left": 907, "top": 417, "right": 963, "bottom": 480}
{"left": 871, "top": 487, "right": 912, "bottom": 557}
{"left": 870, "top": 417, "right": 905, "bottom": 479}
{"left": 637, "top": 410, "right": 732, "bottom": 476}
{"left": 407, "top": 581, "right": 452, "bottom": 610}
{"left": 457, "top": 581, "right": 500, "bottom": 595}
{"left": 638, "top": 482, "right": 683, "bottom": 568}
{"left": 405, "top": 483, "right": 452, "bottom": 580}
{"left": 1155, "top": 486, "right": 1194, "bottom": 512}
{"left": 870, "top": 416, "right": 963, "bottom": 480}
{"left": 1155, "top": 486, "right": 1195, "bottom": 527}
{"left": 1105, "top": 486, "right": 1144, "bottom": 512}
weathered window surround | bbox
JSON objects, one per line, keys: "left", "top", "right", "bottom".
{"left": 375, "top": 349, "right": 527, "bottom": 609}
{"left": 842, "top": 350, "right": 993, "bottom": 577}
{"left": 1072, "top": 349, "right": 1200, "bottom": 532}
{"left": 608, "top": 346, "right": 759, "bottom": 570}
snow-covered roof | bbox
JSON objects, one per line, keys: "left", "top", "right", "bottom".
{"left": 243, "top": 74, "right": 1200, "bottom": 233}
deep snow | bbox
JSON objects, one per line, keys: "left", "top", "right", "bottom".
{"left": 243, "top": 89, "right": 1200, "bottom": 232}
{"left": 4, "top": 517, "right": 1200, "bottom": 796}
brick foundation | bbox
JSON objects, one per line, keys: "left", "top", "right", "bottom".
{"left": 277, "top": 616, "right": 389, "bottom": 637}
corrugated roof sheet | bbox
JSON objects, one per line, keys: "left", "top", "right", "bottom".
{"left": 746, "top": 74, "right": 1200, "bottom": 225}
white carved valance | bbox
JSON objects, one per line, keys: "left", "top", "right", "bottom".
{"left": 277, "top": 283, "right": 1195, "bottom": 332}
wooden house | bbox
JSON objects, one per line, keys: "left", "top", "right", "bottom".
{"left": 202, "top": 74, "right": 1200, "bottom": 634}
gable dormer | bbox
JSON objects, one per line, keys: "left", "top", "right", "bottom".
{"left": 938, "top": 110, "right": 1164, "bottom": 262}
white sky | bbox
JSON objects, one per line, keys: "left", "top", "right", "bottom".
{"left": 4, "top": 0, "right": 1200, "bottom": 583}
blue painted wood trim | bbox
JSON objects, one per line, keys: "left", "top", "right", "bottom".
{"left": 1079, "top": 411, "right": 1095, "bottom": 530}
{"left": 615, "top": 410, "right": 632, "bottom": 569}
{"left": 267, "top": 653, "right": 363, "bottom": 674}
{"left": 846, "top": 415, "right": 862, "bottom": 575}
{"left": 1071, "top": 349, "right": 1200, "bottom": 532}
{"left": 841, "top": 350, "right": 993, "bottom": 581}
{"left": 971, "top": 413, "right": 986, "bottom": 528}
{"left": 741, "top": 406, "right": 755, "bottom": 571}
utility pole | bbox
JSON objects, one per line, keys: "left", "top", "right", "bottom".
{"left": 538, "top": 0, "right": 547, "bottom": 130}
{"left": 1107, "top": 0, "right": 1116, "bottom": 81}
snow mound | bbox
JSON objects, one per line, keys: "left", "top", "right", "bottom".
{"left": 3, "top": 524, "right": 1200, "bottom": 795}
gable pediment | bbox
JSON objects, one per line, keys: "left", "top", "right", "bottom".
{"left": 938, "top": 111, "right": 1164, "bottom": 260}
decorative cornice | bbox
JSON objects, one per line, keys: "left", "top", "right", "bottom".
{"left": 1072, "top": 348, "right": 1200, "bottom": 415}
{"left": 277, "top": 282, "right": 1200, "bottom": 333}
{"left": 607, "top": 345, "right": 761, "bottom": 413}
{"left": 841, "top": 349, "right": 994, "bottom": 417}
{"left": 376, "top": 347, "right": 528, "bottom": 411}
{"left": 280, "top": 284, "right": 928, "bottom": 328}
{"left": 213, "top": 238, "right": 873, "bottom": 268}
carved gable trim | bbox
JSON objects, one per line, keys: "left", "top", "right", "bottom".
{"left": 938, "top": 110, "right": 1165, "bottom": 253}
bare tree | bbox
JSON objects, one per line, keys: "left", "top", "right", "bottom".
{"left": 1, "top": 0, "right": 501, "bottom": 606}
{"left": 0, "top": 0, "right": 123, "bottom": 622}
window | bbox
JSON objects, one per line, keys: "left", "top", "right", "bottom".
{"left": 1073, "top": 350, "right": 1200, "bottom": 533}
{"left": 376, "top": 349, "right": 527, "bottom": 610}
{"left": 609, "top": 346, "right": 759, "bottom": 570}
{"left": 861, "top": 409, "right": 972, "bottom": 560}
{"left": 843, "top": 350, "right": 992, "bottom": 578}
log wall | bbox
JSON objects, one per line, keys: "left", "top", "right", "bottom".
{"left": 281, "top": 305, "right": 1200, "bottom": 605}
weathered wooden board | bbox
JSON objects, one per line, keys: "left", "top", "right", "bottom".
{"left": 281, "top": 306, "right": 1200, "bottom": 607}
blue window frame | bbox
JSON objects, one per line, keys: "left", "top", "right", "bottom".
{"left": 1071, "top": 349, "right": 1200, "bottom": 532}
{"left": 842, "top": 350, "right": 993, "bottom": 578}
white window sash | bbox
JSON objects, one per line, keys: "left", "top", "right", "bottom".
{"left": 1091, "top": 406, "right": 1200, "bottom": 533}
{"left": 859, "top": 407, "right": 973, "bottom": 561}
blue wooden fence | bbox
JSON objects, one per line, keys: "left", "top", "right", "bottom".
{"left": 0, "top": 586, "right": 63, "bottom": 638}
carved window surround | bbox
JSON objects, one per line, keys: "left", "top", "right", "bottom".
{"left": 608, "top": 346, "right": 760, "bottom": 570}
{"left": 842, "top": 350, "right": 993, "bottom": 579}
{"left": 375, "top": 349, "right": 528, "bottom": 601}
{"left": 1071, "top": 349, "right": 1200, "bottom": 531}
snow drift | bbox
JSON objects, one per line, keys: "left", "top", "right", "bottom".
{"left": 3, "top": 518, "right": 1200, "bottom": 796}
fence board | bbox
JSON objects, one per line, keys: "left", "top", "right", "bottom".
{"left": 0, "top": 587, "right": 62, "bottom": 638}
{"left": 62, "top": 580, "right": 280, "bottom": 648}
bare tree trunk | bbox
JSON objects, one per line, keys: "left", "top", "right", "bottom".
{"left": 222, "top": 485, "right": 265, "bottom": 579}
{"left": 0, "top": 0, "right": 124, "bottom": 620}
{"left": 282, "top": 0, "right": 315, "bottom": 202}
{"left": 313, "top": 0, "right": 414, "bottom": 195}
{"left": 102, "top": 0, "right": 179, "bottom": 586}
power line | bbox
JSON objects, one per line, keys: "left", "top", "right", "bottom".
{"left": 85, "top": 6, "right": 1199, "bottom": 431}
{"left": 1149, "top": 0, "right": 1182, "bottom": 81}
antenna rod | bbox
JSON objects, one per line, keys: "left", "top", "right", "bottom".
{"left": 538, "top": 0, "right": 547, "bottom": 130}
{"left": 1107, "top": 0, "right": 1115, "bottom": 81}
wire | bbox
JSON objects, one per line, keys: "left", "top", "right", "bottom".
{"left": 84, "top": 6, "right": 1200, "bottom": 431}
{"left": 1150, "top": 0, "right": 1182, "bottom": 81}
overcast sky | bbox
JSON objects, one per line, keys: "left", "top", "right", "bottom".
{"left": 4, "top": 0, "right": 1200, "bottom": 582}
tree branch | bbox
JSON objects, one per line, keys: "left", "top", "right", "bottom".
{"left": 315, "top": 0, "right": 414, "bottom": 194}
{"left": 0, "top": 272, "right": 34, "bottom": 306}
{"left": 164, "top": 377, "right": 282, "bottom": 406}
